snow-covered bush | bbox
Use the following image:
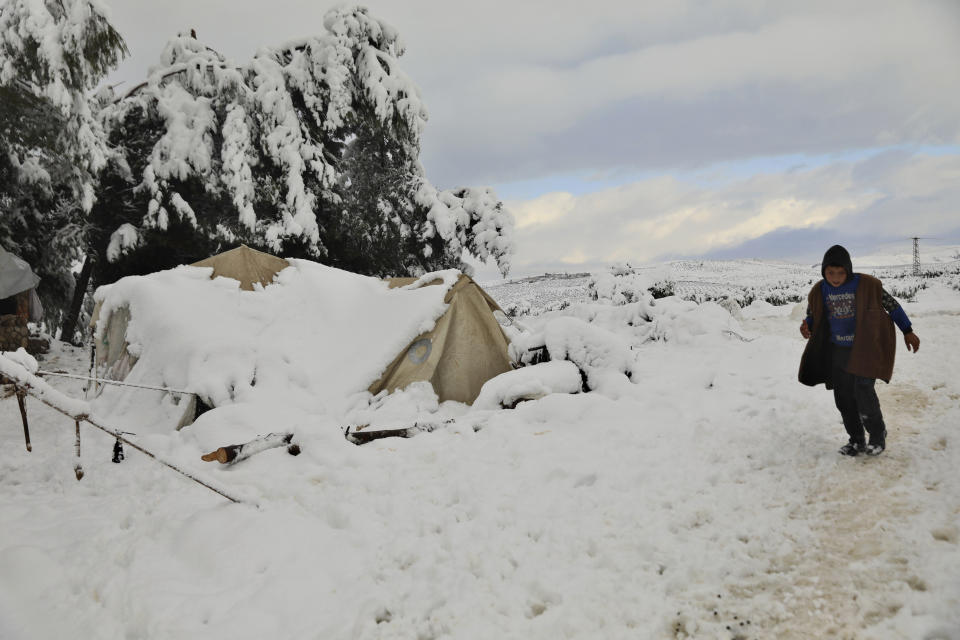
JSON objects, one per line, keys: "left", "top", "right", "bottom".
{"left": 647, "top": 277, "right": 676, "bottom": 299}
{"left": 503, "top": 300, "right": 532, "bottom": 318}
{"left": 587, "top": 265, "right": 673, "bottom": 305}
{"left": 543, "top": 317, "right": 636, "bottom": 381}
{"left": 884, "top": 278, "right": 927, "bottom": 302}
{"left": 472, "top": 361, "right": 582, "bottom": 410}
{"left": 588, "top": 271, "right": 646, "bottom": 305}
{"left": 509, "top": 316, "right": 638, "bottom": 392}
{"left": 678, "top": 281, "right": 805, "bottom": 308}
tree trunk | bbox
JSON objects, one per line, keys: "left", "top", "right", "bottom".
{"left": 60, "top": 252, "right": 94, "bottom": 346}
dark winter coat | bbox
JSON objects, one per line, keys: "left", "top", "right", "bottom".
{"left": 798, "top": 273, "right": 897, "bottom": 387}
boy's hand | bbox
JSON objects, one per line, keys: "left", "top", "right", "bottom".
{"left": 800, "top": 321, "right": 811, "bottom": 339}
{"left": 904, "top": 331, "right": 920, "bottom": 353}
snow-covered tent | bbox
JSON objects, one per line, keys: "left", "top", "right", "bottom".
{"left": 0, "top": 247, "right": 44, "bottom": 354}
{"left": 370, "top": 275, "right": 512, "bottom": 404}
{"left": 89, "top": 246, "right": 512, "bottom": 431}
{"left": 90, "top": 245, "right": 291, "bottom": 393}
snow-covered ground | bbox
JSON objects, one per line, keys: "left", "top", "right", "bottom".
{"left": 2, "top": 265, "right": 960, "bottom": 639}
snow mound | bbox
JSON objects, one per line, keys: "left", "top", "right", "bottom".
{"left": 1, "top": 347, "right": 38, "bottom": 374}
{"left": 472, "top": 361, "right": 582, "bottom": 410}
{"left": 0, "top": 351, "right": 90, "bottom": 418}
{"left": 638, "top": 298, "right": 743, "bottom": 343}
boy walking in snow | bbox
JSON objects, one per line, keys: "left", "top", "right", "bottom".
{"left": 798, "top": 245, "right": 920, "bottom": 456}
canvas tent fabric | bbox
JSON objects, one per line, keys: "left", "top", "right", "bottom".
{"left": 89, "top": 247, "right": 512, "bottom": 433}
{"left": 189, "top": 244, "right": 290, "bottom": 291}
{"left": 369, "top": 275, "right": 512, "bottom": 405}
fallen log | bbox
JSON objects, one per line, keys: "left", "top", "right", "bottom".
{"left": 201, "top": 432, "right": 299, "bottom": 465}
{"left": 345, "top": 420, "right": 450, "bottom": 445}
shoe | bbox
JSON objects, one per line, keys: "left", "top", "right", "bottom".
{"left": 839, "top": 441, "right": 866, "bottom": 456}
{"left": 865, "top": 430, "right": 887, "bottom": 456}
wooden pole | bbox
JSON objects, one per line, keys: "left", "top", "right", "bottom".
{"left": 74, "top": 420, "right": 84, "bottom": 480}
{"left": 15, "top": 389, "right": 31, "bottom": 452}
{"left": 11, "top": 383, "right": 245, "bottom": 505}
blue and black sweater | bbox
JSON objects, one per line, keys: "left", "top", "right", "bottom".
{"left": 805, "top": 275, "right": 912, "bottom": 347}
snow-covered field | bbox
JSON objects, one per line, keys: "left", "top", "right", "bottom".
{"left": 3, "top": 261, "right": 960, "bottom": 639}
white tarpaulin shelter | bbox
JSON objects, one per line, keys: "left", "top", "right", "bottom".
{"left": 89, "top": 246, "right": 512, "bottom": 432}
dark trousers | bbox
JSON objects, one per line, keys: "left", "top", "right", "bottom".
{"left": 831, "top": 346, "right": 886, "bottom": 444}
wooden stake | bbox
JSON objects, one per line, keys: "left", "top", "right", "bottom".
{"left": 16, "top": 389, "right": 31, "bottom": 452}
{"left": 74, "top": 420, "right": 84, "bottom": 480}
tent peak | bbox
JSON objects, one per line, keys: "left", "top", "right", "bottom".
{"left": 190, "top": 245, "right": 290, "bottom": 291}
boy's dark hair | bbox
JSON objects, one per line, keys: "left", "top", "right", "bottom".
{"left": 822, "top": 245, "right": 853, "bottom": 282}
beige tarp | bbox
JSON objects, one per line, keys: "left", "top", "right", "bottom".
{"left": 368, "top": 274, "right": 512, "bottom": 405}
{"left": 190, "top": 244, "right": 290, "bottom": 291}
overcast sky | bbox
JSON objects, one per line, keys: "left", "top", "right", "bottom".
{"left": 105, "top": 0, "right": 960, "bottom": 278}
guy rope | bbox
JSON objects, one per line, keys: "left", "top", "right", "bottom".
{"left": 36, "top": 370, "right": 195, "bottom": 395}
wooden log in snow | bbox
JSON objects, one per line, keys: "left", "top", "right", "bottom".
{"left": 201, "top": 432, "right": 298, "bottom": 465}
{"left": 345, "top": 421, "right": 450, "bottom": 445}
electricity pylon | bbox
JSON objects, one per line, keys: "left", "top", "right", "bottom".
{"left": 912, "top": 237, "right": 920, "bottom": 276}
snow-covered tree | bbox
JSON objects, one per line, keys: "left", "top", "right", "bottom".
{"left": 0, "top": 0, "right": 127, "bottom": 209}
{"left": 99, "top": 5, "right": 514, "bottom": 281}
{"left": 0, "top": 0, "right": 127, "bottom": 333}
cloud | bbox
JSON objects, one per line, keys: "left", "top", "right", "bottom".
{"left": 501, "top": 150, "right": 960, "bottom": 275}
{"left": 105, "top": 1, "right": 960, "bottom": 190}
{"left": 414, "top": 1, "right": 960, "bottom": 185}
